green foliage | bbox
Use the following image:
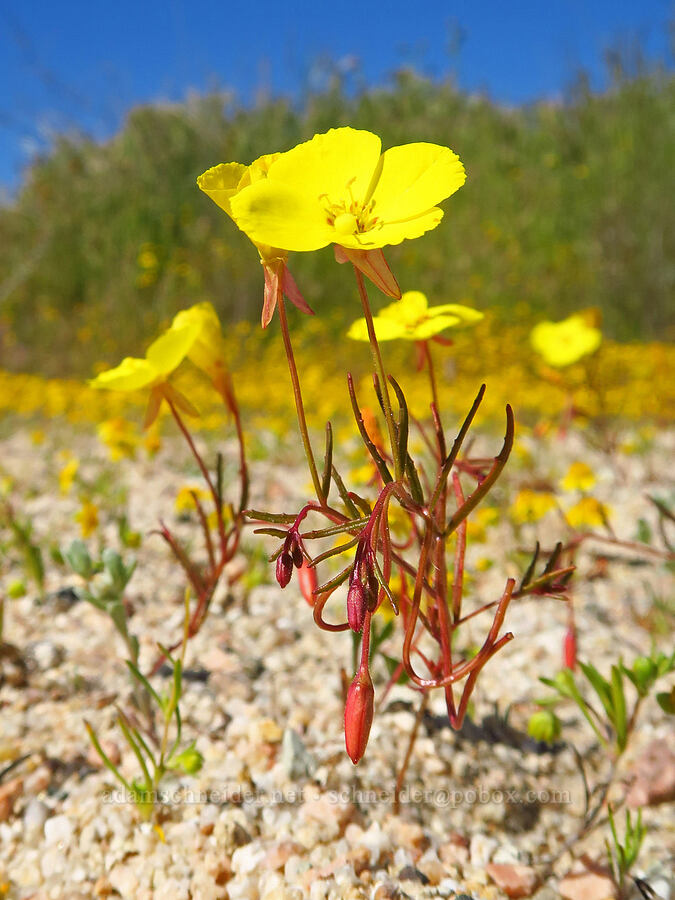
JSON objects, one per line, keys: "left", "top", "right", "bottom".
{"left": 1, "top": 57, "right": 673, "bottom": 376}
{"left": 540, "top": 649, "right": 675, "bottom": 754}
{"left": 63, "top": 539, "right": 139, "bottom": 666}
{"left": 1, "top": 502, "right": 45, "bottom": 598}
{"left": 84, "top": 592, "right": 203, "bottom": 822}
{"left": 605, "top": 806, "right": 645, "bottom": 897}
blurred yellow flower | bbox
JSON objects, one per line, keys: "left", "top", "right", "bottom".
{"left": 175, "top": 484, "right": 211, "bottom": 515}
{"left": 561, "top": 461, "right": 596, "bottom": 492}
{"left": 530, "top": 314, "right": 602, "bottom": 367}
{"left": 347, "top": 290, "right": 483, "bottom": 342}
{"left": 230, "top": 127, "right": 465, "bottom": 253}
{"left": 58, "top": 459, "right": 79, "bottom": 495}
{"left": 97, "top": 417, "right": 139, "bottom": 461}
{"left": 466, "top": 507, "right": 500, "bottom": 543}
{"left": 565, "top": 497, "right": 610, "bottom": 529}
{"left": 75, "top": 500, "right": 99, "bottom": 537}
{"left": 510, "top": 489, "right": 557, "bottom": 523}
{"left": 137, "top": 244, "right": 159, "bottom": 270}
{"left": 198, "top": 156, "right": 312, "bottom": 328}
{"left": 89, "top": 302, "right": 228, "bottom": 426}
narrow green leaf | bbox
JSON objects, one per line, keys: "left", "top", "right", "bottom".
{"left": 347, "top": 374, "right": 392, "bottom": 485}
{"left": 125, "top": 660, "right": 163, "bottom": 709}
{"left": 244, "top": 509, "right": 297, "bottom": 524}
{"left": 330, "top": 465, "right": 360, "bottom": 519}
{"left": 388, "top": 376, "right": 409, "bottom": 468}
{"left": 610, "top": 664, "right": 627, "bottom": 751}
{"left": 315, "top": 564, "right": 352, "bottom": 594}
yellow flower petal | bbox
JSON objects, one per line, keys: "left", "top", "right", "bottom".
{"left": 346, "top": 317, "right": 407, "bottom": 342}
{"left": 146, "top": 322, "right": 200, "bottom": 376}
{"left": 197, "top": 163, "right": 248, "bottom": 218}
{"left": 561, "top": 461, "right": 596, "bottom": 492}
{"left": 231, "top": 179, "right": 334, "bottom": 251}
{"left": 171, "top": 302, "right": 227, "bottom": 379}
{"left": 530, "top": 315, "right": 602, "bottom": 367}
{"left": 90, "top": 357, "right": 159, "bottom": 392}
{"left": 429, "top": 303, "right": 484, "bottom": 325}
{"left": 409, "top": 314, "right": 462, "bottom": 340}
{"left": 380, "top": 290, "right": 428, "bottom": 325}
{"left": 565, "top": 497, "right": 609, "bottom": 528}
{"left": 266, "top": 127, "right": 382, "bottom": 207}
{"left": 370, "top": 143, "right": 466, "bottom": 222}
{"left": 510, "top": 489, "right": 557, "bottom": 524}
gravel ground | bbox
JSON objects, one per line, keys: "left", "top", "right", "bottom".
{"left": 0, "top": 421, "right": 673, "bottom": 900}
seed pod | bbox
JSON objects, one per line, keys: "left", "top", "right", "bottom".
{"left": 297, "top": 559, "right": 318, "bottom": 606}
{"left": 347, "top": 578, "right": 367, "bottom": 633}
{"left": 344, "top": 665, "right": 374, "bottom": 764}
{"left": 276, "top": 552, "right": 294, "bottom": 588}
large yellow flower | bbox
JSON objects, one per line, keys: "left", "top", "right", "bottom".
{"left": 198, "top": 155, "right": 312, "bottom": 328}
{"left": 530, "top": 314, "right": 602, "bottom": 368}
{"left": 229, "top": 127, "right": 466, "bottom": 253}
{"left": 90, "top": 302, "right": 228, "bottom": 426}
{"left": 347, "top": 290, "right": 483, "bottom": 342}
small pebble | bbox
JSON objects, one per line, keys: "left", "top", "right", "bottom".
{"left": 44, "top": 813, "right": 74, "bottom": 847}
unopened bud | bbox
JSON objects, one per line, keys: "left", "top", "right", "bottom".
{"left": 297, "top": 559, "right": 317, "bottom": 606}
{"left": 344, "top": 667, "right": 374, "bottom": 764}
{"left": 291, "top": 542, "right": 304, "bottom": 569}
{"left": 563, "top": 626, "right": 577, "bottom": 670}
{"left": 347, "top": 579, "right": 367, "bottom": 632}
{"left": 276, "top": 552, "right": 294, "bottom": 588}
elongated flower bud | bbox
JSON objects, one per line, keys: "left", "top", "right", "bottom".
{"left": 297, "top": 559, "right": 317, "bottom": 606}
{"left": 347, "top": 579, "right": 367, "bottom": 633}
{"left": 276, "top": 552, "right": 294, "bottom": 588}
{"left": 563, "top": 625, "right": 577, "bottom": 670}
{"left": 344, "top": 666, "right": 374, "bottom": 764}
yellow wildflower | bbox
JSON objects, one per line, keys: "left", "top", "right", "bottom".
{"left": 347, "top": 290, "right": 483, "bottom": 342}
{"left": 75, "top": 501, "right": 99, "bottom": 538}
{"left": 561, "top": 461, "right": 596, "bottom": 492}
{"left": 510, "top": 489, "right": 557, "bottom": 524}
{"left": 198, "top": 156, "right": 312, "bottom": 328}
{"left": 466, "top": 507, "right": 500, "bottom": 543}
{"left": 58, "top": 459, "right": 79, "bottom": 495}
{"left": 175, "top": 484, "right": 211, "bottom": 515}
{"left": 565, "top": 497, "right": 610, "bottom": 529}
{"left": 89, "top": 302, "right": 228, "bottom": 426}
{"left": 226, "top": 128, "right": 465, "bottom": 299}
{"left": 530, "top": 314, "right": 602, "bottom": 367}
{"left": 230, "top": 127, "right": 465, "bottom": 253}
{"left": 97, "top": 417, "right": 139, "bottom": 461}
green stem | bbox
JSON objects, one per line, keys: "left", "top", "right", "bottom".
{"left": 352, "top": 266, "right": 402, "bottom": 480}
{"left": 276, "top": 295, "right": 326, "bottom": 506}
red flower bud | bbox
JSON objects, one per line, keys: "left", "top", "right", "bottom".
{"left": 347, "top": 579, "right": 367, "bottom": 632}
{"left": 276, "top": 552, "right": 293, "bottom": 588}
{"left": 291, "top": 542, "right": 304, "bottom": 569}
{"left": 344, "top": 667, "right": 374, "bottom": 764}
{"left": 563, "top": 625, "right": 577, "bottom": 670}
{"left": 297, "top": 559, "right": 317, "bottom": 606}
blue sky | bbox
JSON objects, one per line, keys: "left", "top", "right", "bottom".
{"left": 0, "top": 0, "right": 672, "bottom": 193}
